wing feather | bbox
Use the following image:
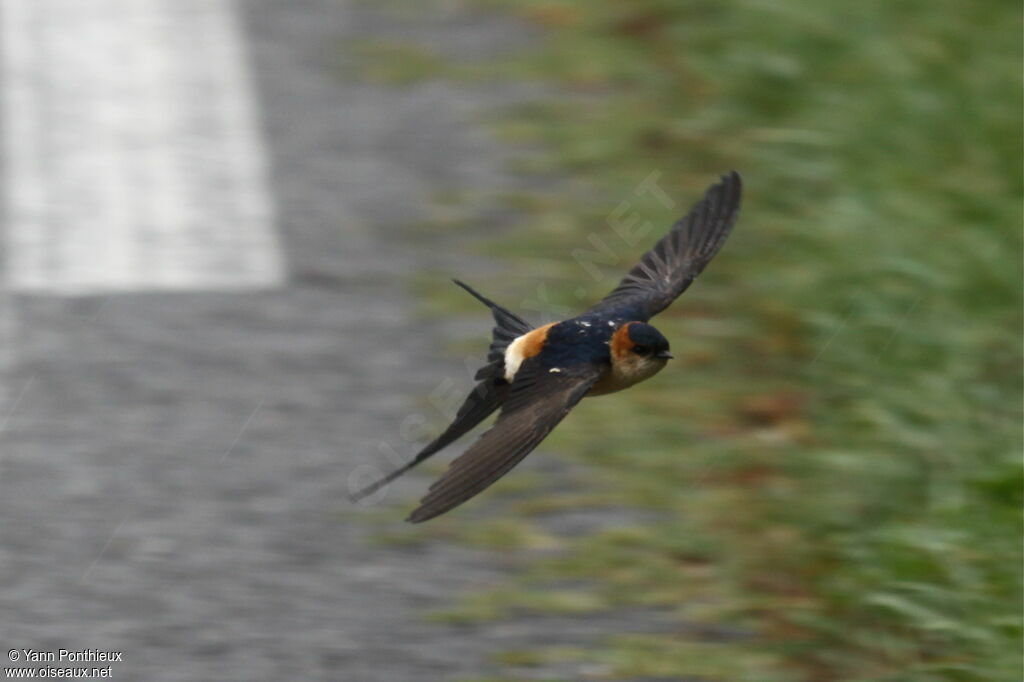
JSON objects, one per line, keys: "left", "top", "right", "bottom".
{"left": 406, "top": 361, "right": 601, "bottom": 523}
{"left": 589, "top": 171, "right": 742, "bottom": 320}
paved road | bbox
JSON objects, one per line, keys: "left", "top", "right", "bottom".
{"left": 0, "top": 2, "right": 532, "bottom": 680}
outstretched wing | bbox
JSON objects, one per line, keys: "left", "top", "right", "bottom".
{"left": 406, "top": 360, "right": 602, "bottom": 523}
{"left": 589, "top": 171, "right": 742, "bottom": 321}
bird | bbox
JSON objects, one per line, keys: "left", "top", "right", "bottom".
{"left": 351, "top": 171, "right": 742, "bottom": 523}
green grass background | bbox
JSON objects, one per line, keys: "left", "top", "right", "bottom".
{"left": 355, "top": 1, "right": 1022, "bottom": 679}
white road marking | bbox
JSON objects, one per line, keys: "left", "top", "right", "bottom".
{"left": 1, "top": 0, "right": 284, "bottom": 294}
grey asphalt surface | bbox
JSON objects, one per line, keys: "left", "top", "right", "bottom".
{"left": 0, "top": 2, "right": 677, "bottom": 681}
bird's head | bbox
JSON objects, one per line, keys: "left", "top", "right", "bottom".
{"left": 619, "top": 322, "right": 673, "bottom": 361}
{"left": 606, "top": 322, "right": 673, "bottom": 390}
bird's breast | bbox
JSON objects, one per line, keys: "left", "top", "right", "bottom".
{"left": 588, "top": 355, "right": 668, "bottom": 396}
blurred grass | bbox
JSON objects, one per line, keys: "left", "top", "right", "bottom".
{"left": 354, "top": 0, "right": 1022, "bottom": 679}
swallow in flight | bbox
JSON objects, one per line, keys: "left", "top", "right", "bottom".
{"left": 352, "top": 172, "right": 742, "bottom": 522}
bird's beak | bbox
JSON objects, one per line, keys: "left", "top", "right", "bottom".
{"left": 656, "top": 350, "right": 674, "bottom": 360}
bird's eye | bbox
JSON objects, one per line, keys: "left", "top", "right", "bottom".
{"left": 633, "top": 345, "right": 649, "bottom": 356}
